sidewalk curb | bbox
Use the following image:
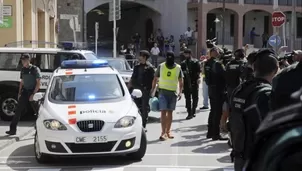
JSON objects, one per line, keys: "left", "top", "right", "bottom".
{"left": 0, "top": 125, "right": 36, "bottom": 151}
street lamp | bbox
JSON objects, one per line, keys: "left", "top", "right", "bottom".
{"left": 222, "top": 0, "right": 226, "bottom": 48}
{"left": 214, "top": 18, "right": 220, "bottom": 23}
{"left": 214, "top": 16, "right": 222, "bottom": 45}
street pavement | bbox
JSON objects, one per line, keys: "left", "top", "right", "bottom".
{"left": 0, "top": 87, "right": 234, "bottom": 171}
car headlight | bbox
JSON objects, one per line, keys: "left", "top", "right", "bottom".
{"left": 114, "top": 116, "right": 136, "bottom": 128}
{"left": 43, "top": 119, "right": 67, "bottom": 130}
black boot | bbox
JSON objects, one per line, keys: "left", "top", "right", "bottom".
{"left": 186, "top": 109, "right": 194, "bottom": 120}
{"left": 192, "top": 108, "right": 196, "bottom": 117}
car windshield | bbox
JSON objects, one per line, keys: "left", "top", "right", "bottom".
{"left": 84, "top": 53, "right": 98, "bottom": 60}
{"left": 49, "top": 74, "right": 124, "bottom": 102}
{"left": 106, "top": 59, "right": 131, "bottom": 71}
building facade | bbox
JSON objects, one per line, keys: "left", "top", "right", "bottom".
{"left": 57, "top": 0, "right": 84, "bottom": 44}
{"left": 0, "top": 0, "right": 57, "bottom": 47}
{"left": 187, "top": 0, "right": 302, "bottom": 53}
{"left": 84, "top": 0, "right": 188, "bottom": 54}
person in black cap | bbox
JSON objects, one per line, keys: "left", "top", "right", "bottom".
{"left": 229, "top": 48, "right": 279, "bottom": 171}
{"left": 241, "top": 51, "right": 257, "bottom": 82}
{"left": 128, "top": 50, "right": 155, "bottom": 131}
{"left": 204, "top": 46, "right": 227, "bottom": 141}
{"left": 222, "top": 48, "right": 246, "bottom": 134}
{"left": 225, "top": 48, "right": 247, "bottom": 101}
{"left": 180, "top": 49, "right": 201, "bottom": 120}
{"left": 6, "top": 54, "right": 41, "bottom": 135}
{"left": 270, "top": 49, "right": 302, "bottom": 111}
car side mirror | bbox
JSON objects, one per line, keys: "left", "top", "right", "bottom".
{"left": 33, "top": 92, "right": 45, "bottom": 101}
{"left": 131, "top": 89, "right": 142, "bottom": 98}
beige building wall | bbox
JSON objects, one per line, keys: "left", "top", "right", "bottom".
{"left": 0, "top": 0, "right": 57, "bottom": 47}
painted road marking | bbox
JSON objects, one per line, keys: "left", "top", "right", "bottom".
{"left": 28, "top": 169, "right": 61, "bottom": 171}
{"left": 0, "top": 165, "right": 234, "bottom": 170}
{"left": 157, "top": 168, "right": 190, "bottom": 171}
{"left": 0, "top": 153, "right": 231, "bottom": 159}
{"left": 91, "top": 168, "right": 124, "bottom": 171}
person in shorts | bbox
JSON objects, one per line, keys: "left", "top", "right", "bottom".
{"left": 151, "top": 51, "right": 184, "bottom": 141}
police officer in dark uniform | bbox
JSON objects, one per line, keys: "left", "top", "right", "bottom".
{"left": 181, "top": 49, "right": 201, "bottom": 120}
{"left": 128, "top": 50, "right": 155, "bottom": 131}
{"left": 225, "top": 49, "right": 246, "bottom": 101}
{"left": 241, "top": 51, "right": 257, "bottom": 81}
{"left": 229, "top": 49, "right": 279, "bottom": 171}
{"left": 6, "top": 54, "right": 41, "bottom": 135}
{"left": 204, "top": 47, "right": 227, "bottom": 141}
{"left": 270, "top": 50, "right": 302, "bottom": 111}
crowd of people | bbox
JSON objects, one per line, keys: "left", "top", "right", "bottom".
{"left": 119, "top": 27, "right": 196, "bottom": 67}
{"left": 127, "top": 43, "right": 302, "bottom": 170}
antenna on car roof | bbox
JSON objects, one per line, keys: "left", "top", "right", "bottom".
{"left": 4, "top": 40, "right": 63, "bottom": 48}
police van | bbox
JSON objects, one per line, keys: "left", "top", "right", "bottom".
{"left": 32, "top": 60, "right": 146, "bottom": 163}
{"left": 0, "top": 47, "right": 98, "bottom": 121}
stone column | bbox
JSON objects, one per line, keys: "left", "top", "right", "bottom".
{"left": 197, "top": 3, "right": 207, "bottom": 55}
{"left": 234, "top": 13, "right": 243, "bottom": 49}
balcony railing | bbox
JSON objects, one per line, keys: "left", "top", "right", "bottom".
{"left": 188, "top": 0, "right": 301, "bottom": 6}
{"left": 278, "top": 0, "right": 302, "bottom": 6}
{"left": 244, "top": 0, "right": 273, "bottom": 5}
{"left": 188, "top": 0, "right": 199, "bottom": 3}
{"left": 208, "top": 0, "right": 239, "bottom": 3}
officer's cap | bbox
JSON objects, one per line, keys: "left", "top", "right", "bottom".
{"left": 234, "top": 49, "right": 245, "bottom": 58}
{"left": 255, "top": 48, "right": 277, "bottom": 60}
{"left": 139, "top": 50, "right": 150, "bottom": 59}
{"left": 166, "top": 51, "right": 175, "bottom": 58}
{"left": 20, "top": 54, "right": 30, "bottom": 60}
{"left": 184, "top": 49, "right": 192, "bottom": 54}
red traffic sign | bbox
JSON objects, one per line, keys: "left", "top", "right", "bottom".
{"left": 272, "top": 11, "right": 286, "bottom": 27}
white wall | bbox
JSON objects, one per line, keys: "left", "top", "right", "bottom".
{"left": 187, "top": 9, "right": 197, "bottom": 31}
{"left": 159, "top": 0, "right": 188, "bottom": 54}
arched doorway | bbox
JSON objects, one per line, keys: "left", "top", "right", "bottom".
{"left": 145, "top": 18, "right": 154, "bottom": 48}
{"left": 283, "top": 11, "right": 302, "bottom": 50}
{"left": 207, "top": 8, "right": 239, "bottom": 48}
{"left": 86, "top": 1, "right": 161, "bottom": 57}
{"left": 243, "top": 10, "right": 272, "bottom": 48}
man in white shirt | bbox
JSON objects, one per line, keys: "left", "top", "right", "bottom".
{"left": 184, "top": 27, "right": 194, "bottom": 45}
{"left": 150, "top": 43, "right": 160, "bottom": 67}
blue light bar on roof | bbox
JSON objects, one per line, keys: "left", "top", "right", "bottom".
{"left": 61, "top": 60, "right": 109, "bottom": 69}
{"left": 61, "top": 42, "right": 73, "bottom": 50}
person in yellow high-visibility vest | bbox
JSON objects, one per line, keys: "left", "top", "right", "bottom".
{"left": 151, "top": 51, "right": 184, "bottom": 141}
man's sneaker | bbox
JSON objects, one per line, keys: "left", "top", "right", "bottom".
{"left": 144, "top": 128, "right": 147, "bottom": 133}
{"left": 200, "top": 106, "right": 209, "bottom": 110}
{"left": 5, "top": 130, "right": 16, "bottom": 135}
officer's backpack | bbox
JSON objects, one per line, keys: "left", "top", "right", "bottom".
{"left": 229, "top": 81, "right": 271, "bottom": 160}
{"left": 244, "top": 100, "right": 302, "bottom": 171}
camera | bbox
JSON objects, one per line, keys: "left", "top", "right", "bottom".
{"left": 279, "top": 52, "right": 294, "bottom": 64}
{"left": 206, "top": 38, "right": 217, "bottom": 49}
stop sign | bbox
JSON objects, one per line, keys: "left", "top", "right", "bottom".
{"left": 272, "top": 11, "right": 286, "bottom": 27}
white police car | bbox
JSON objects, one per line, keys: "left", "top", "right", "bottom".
{"left": 32, "top": 60, "right": 147, "bottom": 163}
